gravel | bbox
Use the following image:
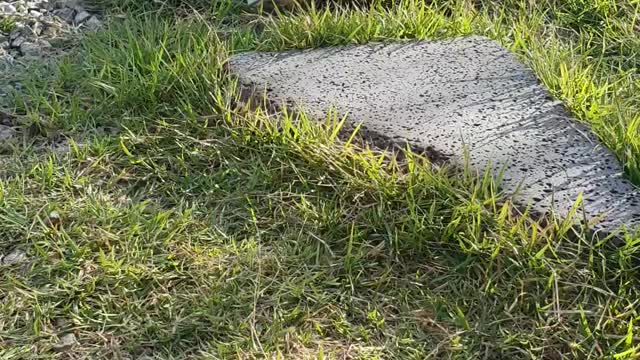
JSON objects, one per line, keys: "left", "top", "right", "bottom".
{"left": 0, "top": 0, "right": 102, "bottom": 109}
{"left": 0, "top": 0, "right": 102, "bottom": 60}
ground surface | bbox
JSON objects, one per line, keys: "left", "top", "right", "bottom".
{"left": 1, "top": 0, "right": 640, "bottom": 359}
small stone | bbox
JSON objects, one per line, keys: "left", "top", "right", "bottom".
{"left": 44, "top": 210, "right": 62, "bottom": 228}
{"left": 0, "top": 125, "right": 16, "bottom": 140}
{"left": 15, "top": 3, "right": 27, "bottom": 13}
{"left": 53, "top": 333, "right": 77, "bottom": 351}
{"left": 0, "top": 2, "right": 17, "bottom": 14}
{"left": 70, "top": 3, "right": 86, "bottom": 12}
{"left": 0, "top": 110, "right": 16, "bottom": 126}
{"left": 49, "top": 0, "right": 71, "bottom": 10}
{"left": 9, "top": 28, "right": 22, "bottom": 41}
{"left": 24, "top": 21, "right": 43, "bottom": 36}
{"left": 11, "top": 36, "right": 26, "bottom": 48}
{"left": 20, "top": 40, "right": 49, "bottom": 56}
{"left": 0, "top": 51, "right": 14, "bottom": 66}
{"left": 52, "top": 8, "right": 74, "bottom": 23}
{"left": 41, "top": 23, "right": 60, "bottom": 37}
{"left": 73, "top": 10, "right": 90, "bottom": 24}
{"left": 29, "top": 10, "right": 43, "bottom": 17}
{"left": 53, "top": 0, "right": 81, "bottom": 11}
{"left": 84, "top": 16, "right": 101, "bottom": 31}
{"left": 26, "top": 1, "right": 42, "bottom": 10}
{"left": 1, "top": 249, "right": 27, "bottom": 266}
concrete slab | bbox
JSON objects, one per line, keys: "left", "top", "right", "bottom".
{"left": 229, "top": 36, "right": 640, "bottom": 233}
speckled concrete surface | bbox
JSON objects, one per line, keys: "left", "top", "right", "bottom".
{"left": 229, "top": 36, "right": 640, "bottom": 233}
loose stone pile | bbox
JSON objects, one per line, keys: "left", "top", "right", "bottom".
{"left": 0, "top": 0, "right": 101, "bottom": 62}
{"left": 0, "top": 0, "right": 101, "bottom": 114}
{"left": 0, "top": 1, "right": 101, "bottom": 155}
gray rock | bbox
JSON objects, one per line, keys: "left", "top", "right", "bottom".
{"left": 229, "top": 36, "right": 640, "bottom": 233}
{"left": 49, "top": 0, "right": 74, "bottom": 10}
{"left": 10, "top": 36, "right": 26, "bottom": 48}
{"left": 0, "top": 124, "right": 16, "bottom": 140}
{"left": 9, "top": 27, "right": 22, "bottom": 40}
{"left": 29, "top": 9, "right": 43, "bottom": 17}
{"left": 39, "top": 15, "right": 57, "bottom": 23}
{"left": 24, "top": 21, "right": 43, "bottom": 36}
{"left": 52, "top": 7, "right": 74, "bottom": 23}
{"left": 73, "top": 10, "right": 90, "bottom": 24}
{"left": 53, "top": 333, "right": 77, "bottom": 351}
{"left": 41, "top": 23, "right": 60, "bottom": 37}
{"left": 71, "top": 4, "right": 87, "bottom": 12}
{"left": 20, "top": 40, "right": 50, "bottom": 56}
{"left": 0, "top": 110, "right": 15, "bottom": 125}
{"left": 1, "top": 249, "right": 27, "bottom": 266}
{"left": 83, "top": 15, "right": 100, "bottom": 31}
{"left": 0, "top": 2, "right": 17, "bottom": 14}
{"left": 15, "top": 2, "right": 27, "bottom": 13}
{"left": 26, "top": 1, "right": 44, "bottom": 10}
{"left": 0, "top": 50, "right": 14, "bottom": 66}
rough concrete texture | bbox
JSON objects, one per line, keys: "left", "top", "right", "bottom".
{"left": 229, "top": 36, "right": 640, "bottom": 233}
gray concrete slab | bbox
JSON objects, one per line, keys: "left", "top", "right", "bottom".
{"left": 228, "top": 36, "right": 640, "bottom": 233}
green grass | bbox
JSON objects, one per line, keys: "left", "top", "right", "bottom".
{"left": 1, "top": 0, "right": 640, "bottom": 358}
{"left": 0, "top": 16, "right": 17, "bottom": 33}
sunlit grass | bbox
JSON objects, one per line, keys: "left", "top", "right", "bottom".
{"left": 1, "top": 1, "right": 640, "bottom": 358}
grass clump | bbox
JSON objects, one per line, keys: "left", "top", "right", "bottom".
{"left": 1, "top": 1, "right": 640, "bottom": 359}
{"left": 0, "top": 16, "right": 17, "bottom": 33}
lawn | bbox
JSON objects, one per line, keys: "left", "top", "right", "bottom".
{"left": 1, "top": 0, "right": 640, "bottom": 358}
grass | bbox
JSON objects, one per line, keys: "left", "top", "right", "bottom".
{"left": 0, "top": 16, "right": 17, "bottom": 33}
{"left": 0, "top": 0, "right": 640, "bottom": 358}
